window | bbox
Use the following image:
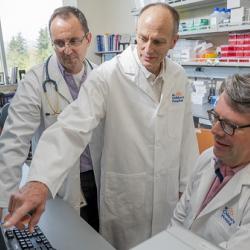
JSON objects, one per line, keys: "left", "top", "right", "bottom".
{"left": 0, "top": 0, "right": 62, "bottom": 84}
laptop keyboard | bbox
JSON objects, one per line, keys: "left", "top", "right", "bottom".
{"left": 1, "top": 225, "right": 56, "bottom": 250}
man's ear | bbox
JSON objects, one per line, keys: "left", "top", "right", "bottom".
{"left": 170, "top": 34, "right": 179, "bottom": 49}
{"left": 86, "top": 32, "right": 92, "bottom": 46}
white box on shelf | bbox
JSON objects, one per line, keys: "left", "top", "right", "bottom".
{"left": 230, "top": 7, "right": 245, "bottom": 24}
{"left": 227, "top": 0, "right": 250, "bottom": 9}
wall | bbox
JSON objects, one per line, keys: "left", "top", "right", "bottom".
{"left": 63, "top": 0, "right": 77, "bottom": 7}
{"left": 76, "top": 0, "right": 136, "bottom": 64}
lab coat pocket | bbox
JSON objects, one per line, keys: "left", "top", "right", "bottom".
{"left": 104, "top": 172, "right": 146, "bottom": 219}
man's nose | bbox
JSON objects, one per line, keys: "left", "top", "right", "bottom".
{"left": 144, "top": 41, "right": 154, "bottom": 53}
{"left": 211, "top": 120, "right": 225, "bottom": 137}
{"left": 63, "top": 43, "right": 73, "bottom": 54}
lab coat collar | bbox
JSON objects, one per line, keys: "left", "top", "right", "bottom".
{"left": 47, "top": 54, "right": 73, "bottom": 103}
{"left": 117, "top": 45, "right": 155, "bottom": 102}
{"left": 197, "top": 161, "right": 250, "bottom": 219}
{"left": 117, "top": 45, "right": 138, "bottom": 78}
{"left": 132, "top": 46, "right": 165, "bottom": 84}
{"left": 117, "top": 45, "right": 175, "bottom": 104}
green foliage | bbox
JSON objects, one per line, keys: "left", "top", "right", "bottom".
{"left": 7, "top": 33, "right": 29, "bottom": 70}
{"left": 6, "top": 27, "right": 53, "bottom": 73}
{"left": 36, "top": 26, "right": 53, "bottom": 63}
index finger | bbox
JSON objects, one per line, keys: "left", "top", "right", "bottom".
{"left": 3, "top": 203, "right": 34, "bottom": 228}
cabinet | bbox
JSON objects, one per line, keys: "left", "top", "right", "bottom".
{"left": 95, "top": 51, "right": 122, "bottom": 63}
{"left": 168, "top": 0, "right": 250, "bottom": 125}
{"left": 171, "top": 0, "right": 250, "bottom": 69}
{"left": 132, "top": 0, "right": 250, "bottom": 70}
{"left": 131, "top": 0, "right": 250, "bottom": 123}
{"left": 95, "top": 33, "right": 131, "bottom": 62}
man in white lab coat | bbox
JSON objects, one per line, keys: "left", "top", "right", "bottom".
{"left": 4, "top": 3, "right": 198, "bottom": 250}
{"left": 171, "top": 74, "right": 250, "bottom": 250}
{"left": 0, "top": 6, "right": 100, "bottom": 231}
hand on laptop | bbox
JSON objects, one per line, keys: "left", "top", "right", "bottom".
{"left": 3, "top": 181, "right": 48, "bottom": 232}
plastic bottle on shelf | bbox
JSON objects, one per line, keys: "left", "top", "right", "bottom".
{"left": 223, "top": 8, "right": 231, "bottom": 25}
{"left": 210, "top": 7, "right": 222, "bottom": 28}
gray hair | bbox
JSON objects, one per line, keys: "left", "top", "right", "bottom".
{"left": 139, "top": 3, "right": 179, "bottom": 34}
{"left": 224, "top": 74, "right": 250, "bottom": 113}
{"left": 49, "top": 6, "right": 89, "bottom": 35}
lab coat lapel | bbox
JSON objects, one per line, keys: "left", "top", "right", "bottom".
{"left": 192, "top": 158, "right": 215, "bottom": 220}
{"left": 161, "top": 59, "right": 176, "bottom": 100}
{"left": 118, "top": 46, "right": 156, "bottom": 102}
{"left": 48, "top": 55, "right": 73, "bottom": 103}
{"left": 157, "top": 58, "right": 181, "bottom": 114}
{"left": 137, "top": 72, "right": 156, "bottom": 102}
{"left": 198, "top": 163, "right": 250, "bottom": 218}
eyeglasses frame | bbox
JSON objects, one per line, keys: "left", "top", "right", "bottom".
{"left": 52, "top": 33, "right": 89, "bottom": 50}
{"left": 207, "top": 109, "right": 250, "bottom": 136}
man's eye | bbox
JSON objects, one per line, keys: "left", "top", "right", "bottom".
{"left": 224, "top": 121, "right": 236, "bottom": 129}
{"left": 153, "top": 40, "right": 165, "bottom": 45}
{"left": 153, "top": 40, "right": 161, "bottom": 45}
{"left": 70, "top": 38, "right": 79, "bottom": 45}
{"left": 54, "top": 40, "right": 65, "bottom": 47}
{"left": 138, "top": 36, "right": 147, "bottom": 42}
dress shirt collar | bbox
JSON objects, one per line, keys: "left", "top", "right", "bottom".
{"left": 133, "top": 46, "right": 165, "bottom": 85}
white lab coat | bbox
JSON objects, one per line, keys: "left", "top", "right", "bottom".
{"left": 171, "top": 147, "right": 250, "bottom": 250}
{"left": 28, "top": 45, "right": 198, "bottom": 250}
{"left": 0, "top": 54, "right": 97, "bottom": 211}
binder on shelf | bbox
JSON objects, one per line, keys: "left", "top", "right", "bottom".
{"left": 103, "top": 33, "right": 109, "bottom": 51}
{"left": 96, "top": 33, "right": 123, "bottom": 52}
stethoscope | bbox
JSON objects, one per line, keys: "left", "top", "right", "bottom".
{"left": 42, "top": 55, "right": 94, "bottom": 116}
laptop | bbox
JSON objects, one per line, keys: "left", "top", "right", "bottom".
{"left": 131, "top": 226, "right": 222, "bottom": 250}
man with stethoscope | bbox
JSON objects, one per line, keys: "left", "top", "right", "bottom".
{"left": 0, "top": 6, "right": 100, "bottom": 231}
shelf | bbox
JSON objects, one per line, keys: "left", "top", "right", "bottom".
{"left": 0, "top": 83, "right": 17, "bottom": 93}
{"left": 169, "top": 0, "right": 226, "bottom": 11}
{"left": 180, "top": 60, "right": 250, "bottom": 67}
{"left": 95, "top": 50, "right": 122, "bottom": 54}
{"left": 130, "top": 0, "right": 226, "bottom": 16}
{"left": 180, "top": 23, "right": 250, "bottom": 38}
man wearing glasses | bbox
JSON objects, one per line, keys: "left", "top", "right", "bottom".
{"left": 0, "top": 6, "right": 100, "bottom": 231}
{"left": 171, "top": 74, "right": 250, "bottom": 249}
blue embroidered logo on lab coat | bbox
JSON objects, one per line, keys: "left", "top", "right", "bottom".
{"left": 172, "top": 92, "right": 184, "bottom": 103}
{"left": 221, "top": 206, "right": 235, "bottom": 226}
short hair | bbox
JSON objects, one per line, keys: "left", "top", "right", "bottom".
{"left": 224, "top": 74, "right": 250, "bottom": 113}
{"left": 139, "top": 3, "right": 179, "bottom": 34}
{"left": 48, "top": 6, "right": 89, "bottom": 35}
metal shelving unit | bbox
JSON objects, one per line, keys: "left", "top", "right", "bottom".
{"left": 173, "top": 0, "right": 250, "bottom": 73}
{"left": 180, "top": 23, "right": 250, "bottom": 38}
{"left": 168, "top": 0, "right": 226, "bottom": 11}
{"left": 131, "top": 0, "right": 226, "bottom": 15}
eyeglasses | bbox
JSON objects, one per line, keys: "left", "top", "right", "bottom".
{"left": 207, "top": 109, "right": 250, "bottom": 136}
{"left": 52, "top": 33, "right": 88, "bottom": 50}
